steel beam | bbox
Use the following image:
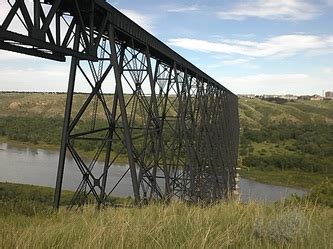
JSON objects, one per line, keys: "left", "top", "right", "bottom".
{"left": 109, "top": 25, "right": 141, "bottom": 203}
{"left": 54, "top": 26, "right": 80, "bottom": 209}
{"left": 1, "top": 0, "right": 240, "bottom": 209}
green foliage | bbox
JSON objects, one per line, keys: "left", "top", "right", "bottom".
{"left": 0, "top": 116, "right": 63, "bottom": 145}
{"left": 243, "top": 154, "right": 328, "bottom": 173}
{"left": 0, "top": 182, "right": 73, "bottom": 217}
{"left": 0, "top": 199, "right": 50, "bottom": 217}
{"left": 307, "top": 180, "right": 333, "bottom": 207}
{"left": 241, "top": 123, "right": 333, "bottom": 176}
{"left": 239, "top": 98, "right": 333, "bottom": 189}
{"left": 0, "top": 183, "right": 132, "bottom": 218}
{"left": 0, "top": 116, "right": 129, "bottom": 157}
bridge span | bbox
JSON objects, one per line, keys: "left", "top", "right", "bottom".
{"left": 0, "top": 0, "right": 239, "bottom": 209}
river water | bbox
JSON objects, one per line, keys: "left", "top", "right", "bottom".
{"left": 0, "top": 143, "right": 306, "bottom": 202}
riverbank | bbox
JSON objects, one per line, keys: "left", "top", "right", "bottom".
{"left": 0, "top": 182, "right": 74, "bottom": 216}
{"left": 0, "top": 136, "right": 130, "bottom": 164}
{"left": 240, "top": 168, "right": 331, "bottom": 190}
{"left": 0, "top": 136, "right": 327, "bottom": 190}
{"left": 0, "top": 136, "right": 59, "bottom": 151}
{"left": 1, "top": 142, "right": 308, "bottom": 202}
{"left": 0, "top": 182, "right": 132, "bottom": 216}
{"left": 0, "top": 182, "right": 332, "bottom": 249}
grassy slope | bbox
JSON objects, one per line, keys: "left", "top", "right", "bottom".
{"left": 0, "top": 183, "right": 332, "bottom": 249}
{"left": 0, "top": 182, "right": 74, "bottom": 216}
{"left": 239, "top": 98, "right": 333, "bottom": 188}
{"left": 0, "top": 182, "right": 131, "bottom": 217}
{"left": 1, "top": 93, "right": 333, "bottom": 188}
{"left": 2, "top": 203, "right": 332, "bottom": 249}
{"left": 239, "top": 98, "right": 333, "bottom": 127}
{"left": 2, "top": 92, "right": 332, "bottom": 122}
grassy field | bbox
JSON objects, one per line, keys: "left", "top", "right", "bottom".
{"left": 2, "top": 202, "right": 332, "bottom": 249}
{"left": 0, "top": 183, "right": 332, "bottom": 249}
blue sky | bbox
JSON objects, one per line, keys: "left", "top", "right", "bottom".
{"left": 0, "top": 0, "right": 332, "bottom": 95}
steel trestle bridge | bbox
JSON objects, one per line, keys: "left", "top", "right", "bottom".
{"left": 0, "top": 0, "right": 240, "bottom": 209}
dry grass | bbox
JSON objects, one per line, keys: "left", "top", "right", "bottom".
{"left": 1, "top": 201, "right": 332, "bottom": 249}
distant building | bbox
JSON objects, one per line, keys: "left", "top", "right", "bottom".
{"left": 310, "top": 95, "right": 324, "bottom": 101}
{"left": 325, "top": 91, "right": 333, "bottom": 99}
{"left": 282, "top": 94, "right": 298, "bottom": 100}
{"left": 238, "top": 94, "right": 256, "bottom": 99}
{"left": 262, "top": 94, "right": 281, "bottom": 99}
{"left": 238, "top": 93, "right": 327, "bottom": 101}
{"left": 298, "top": 95, "right": 311, "bottom": 100}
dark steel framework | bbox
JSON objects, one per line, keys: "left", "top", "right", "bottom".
{"left": 0, "top": 0, "right": 240, "bottom": 209}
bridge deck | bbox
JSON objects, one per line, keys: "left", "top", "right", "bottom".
{"left": 37, "top": 0, "right": 231, "bottom": 92}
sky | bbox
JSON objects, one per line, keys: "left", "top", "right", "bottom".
{"left": 0, "top": 0, "right": 332, "bottom": 95}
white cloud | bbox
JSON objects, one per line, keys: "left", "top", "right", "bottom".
{"left": 207, "top": 58, "right": 259, "bottom": 70}
{"left": 219, "top": 74, "right": 330, "bottom": 95}
{"left": 119, "top": 9, "right": 154, "bottom": 33}
{"left": 221, "top": 58, "right": 251, "bottom": 65}
{"left": 0, "top": 66, "right": 70, "bottom": 92}
{"left": 325, "top": 0, "right": 333, "bottom": 6}
{"left": 166, "top": 5, "right": 200, "bottom": 13}
{"left": 168, "top": 34, "right": 333, "bottom": 58}
{"left": 0, "top": 50, "right": 48, "bottom": 61}
{"left": 323, "top": 68, "right": 333, "bottom": 75}
{"left": 223, "top": 73, "right": 309, "bottom": 84}
{"left": 218, "top": 0, "right": 320, "bottom": 21}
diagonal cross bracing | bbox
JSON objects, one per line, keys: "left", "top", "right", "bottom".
{"left": 0, "top": 0, "right": 240, "bottom": 209}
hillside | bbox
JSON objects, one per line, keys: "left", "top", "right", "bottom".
{"left": 238, "top": 97, "right": 333, "bottom": 188}
{"left": 0, "top": 92, "right": 332, "bottom": 188}
{"left": 239, "top": 98, "right": 333, "bottom": 128}
{"left": 1, "top": 92, "right": 333, "bottom": 125}
{"left": 1, "top": 92, "right": 332, "bottom": 125}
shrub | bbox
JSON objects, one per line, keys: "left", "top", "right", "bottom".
{"left": 307, "top": 180, "right": 333, "bottom": 207}
{"left": 254, "top": 209, "right": 309, "bottom": 244}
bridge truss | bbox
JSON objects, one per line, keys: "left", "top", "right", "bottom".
{"left": 0, "top": 0, "right": 240, "bottom": 209}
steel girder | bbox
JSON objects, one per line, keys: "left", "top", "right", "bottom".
{"left": 0, "top": 0, "right": 234, "bottom": 91}
{"left": 0, "top": 0, "right": 240, "bottom": 209}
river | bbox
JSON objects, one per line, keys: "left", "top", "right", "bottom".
{"left": 0, "top": 143, "right": 306, "bottom": 202}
